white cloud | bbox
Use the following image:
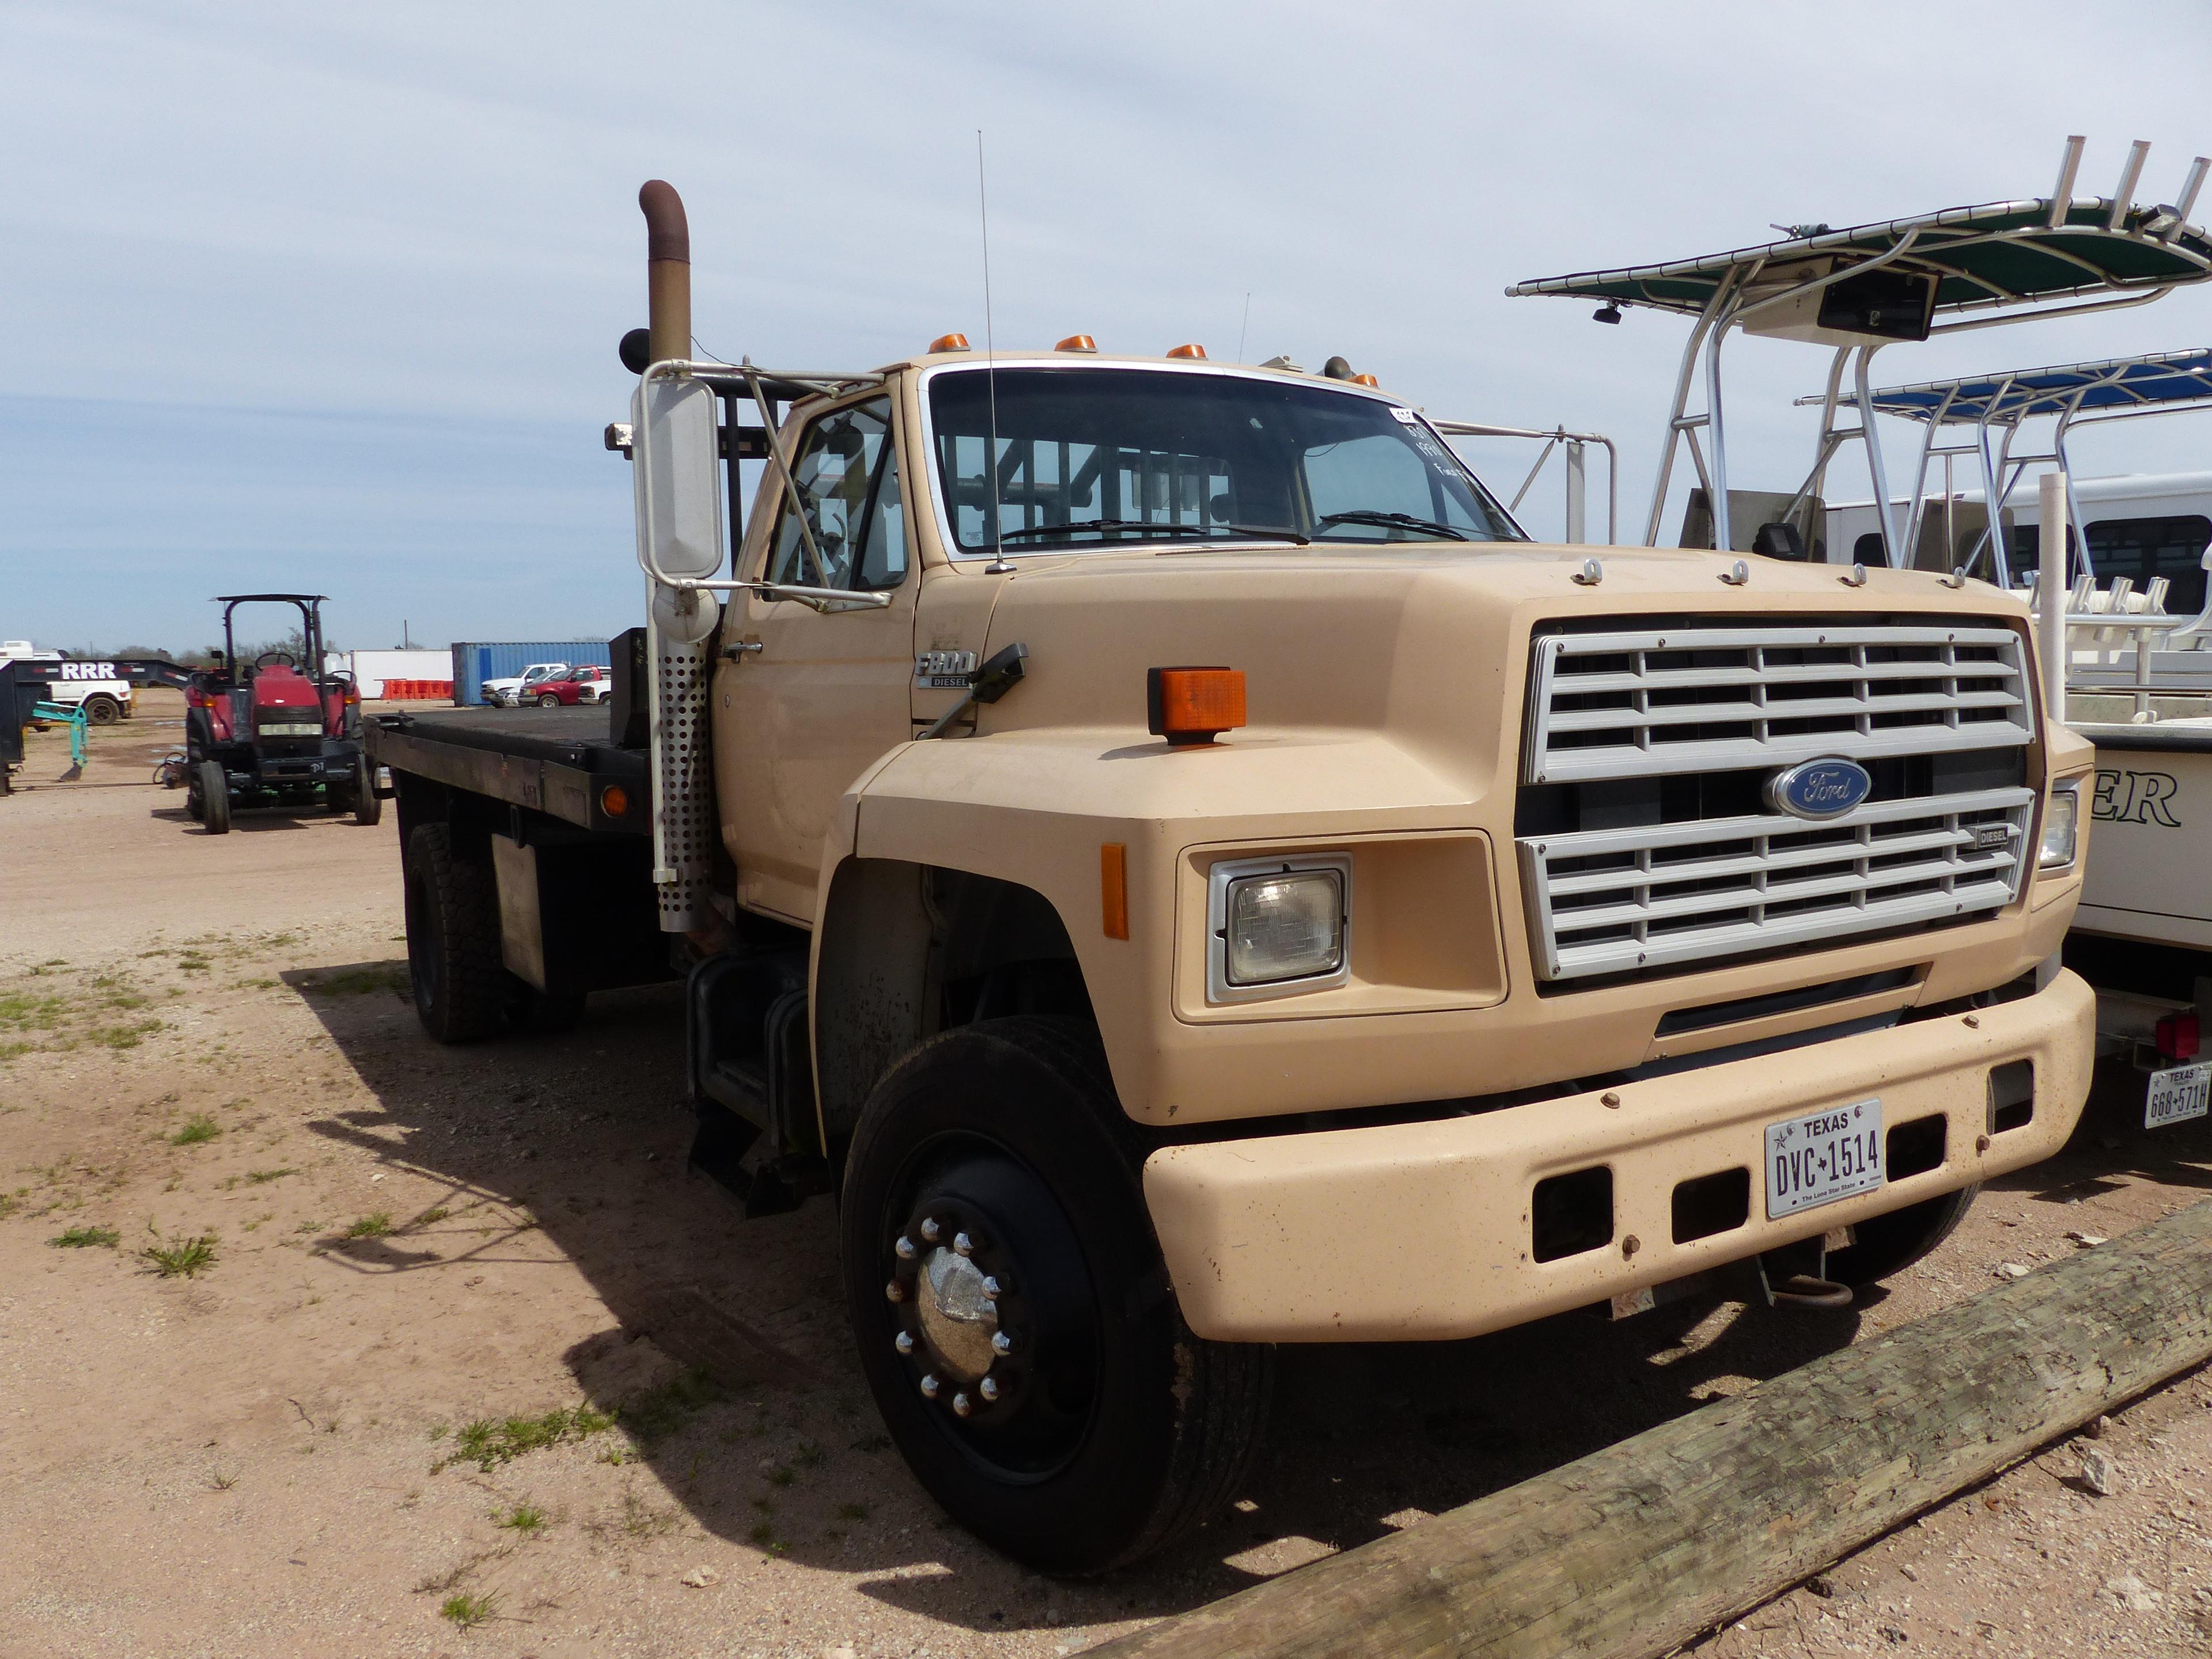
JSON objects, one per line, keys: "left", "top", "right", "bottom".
{"left": 6, "top": 0, "right": 2211, "bottom": 643}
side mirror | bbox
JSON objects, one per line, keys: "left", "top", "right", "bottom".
{"left": 632, "top": 373, "right": 725, "bottom": 648}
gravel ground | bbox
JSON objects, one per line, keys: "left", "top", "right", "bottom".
{"left": 4, "top": 694, "right": 2210, "bottom": 1658}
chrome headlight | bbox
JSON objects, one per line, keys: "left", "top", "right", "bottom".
{"left": 1206, "top": 855, "right": 1350, "bottom": 1002}
{"left": 2039, "top": 781, "right": 2081, "bottom": 871}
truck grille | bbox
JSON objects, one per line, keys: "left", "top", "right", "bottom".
{"left": 1517, "top": 620, "right": 2036, "bottom": 983}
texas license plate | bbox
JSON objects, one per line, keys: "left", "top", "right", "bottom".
{"left": 1765, "top": 1099, "right": 1885, "bottom": 1219}
{"left": 2146, "top": 1062, "right": 2211, "bottom": 1130}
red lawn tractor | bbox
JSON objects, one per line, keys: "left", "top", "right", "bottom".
{"left": 183, "top": 594, "right": 380, "bottom": 834}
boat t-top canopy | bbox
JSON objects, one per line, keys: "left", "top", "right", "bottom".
{"left": 1817, "top": 348, "right": 2212, "bottom": 586}
{"left": 1851, "top": 347, "right": 2212, "bottom": 425}
{"left": 1508, "top": 138, "right": 2212, "bottom": 559}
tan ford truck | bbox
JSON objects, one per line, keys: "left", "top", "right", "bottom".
{"left": 366, "top": 181, "right": 2096, "bottom": 1573}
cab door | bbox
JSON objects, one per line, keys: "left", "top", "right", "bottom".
{"left": 717, "top": 393, "right": 918, "bottom": 923}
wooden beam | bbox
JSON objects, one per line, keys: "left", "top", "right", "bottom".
{"left": 1090, "top": 1198, "right": 2212, "bottom": 1659}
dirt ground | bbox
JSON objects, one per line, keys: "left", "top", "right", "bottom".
{"left": 5, "top": 690, "right": 2212, "bottom": 1659}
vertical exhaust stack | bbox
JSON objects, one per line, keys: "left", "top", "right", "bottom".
{"left": 639, "top": 180, "right": 691, "bottom": 366}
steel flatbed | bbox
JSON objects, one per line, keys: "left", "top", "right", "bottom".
{"left": 366, "top": 704, "right": 649, "bottom": 836}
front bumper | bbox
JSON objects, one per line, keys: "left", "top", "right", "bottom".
{"left": 1143, "top": 968, "right": 2094, "bottom": 1342}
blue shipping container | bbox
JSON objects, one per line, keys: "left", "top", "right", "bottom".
{"left": 449, "top": 640, "right": 617, "bottom": 706}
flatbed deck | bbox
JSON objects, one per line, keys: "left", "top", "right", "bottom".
{"left": 367, "top": 704, "right": 649, "bottom": 835}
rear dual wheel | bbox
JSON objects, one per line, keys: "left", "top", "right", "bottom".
{"left": 403, "top": 823, "right": 583, "bottom": 1043}
{"left": 842, "top": 1017, "right": 1272, "bottom": 1575}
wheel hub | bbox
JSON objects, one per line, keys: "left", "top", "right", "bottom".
{"left": 886, "top": 1203, "right": 1022, "bottom": 1418}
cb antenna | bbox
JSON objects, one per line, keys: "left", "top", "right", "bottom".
{"left": 978, "top": 130, "right": 1012, "bottom": 574}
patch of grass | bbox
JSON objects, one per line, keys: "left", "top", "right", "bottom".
{"left": 343, "top": 1211, "right": 392, "bottom": 1238}
{"left": 142, "top": 1231, "right": 218, "bottom": 1278}
{"left": 0, "top": 991, "right": 67, "bottom": 1031}
{"left": 175, "top": 952, "right": 212, "bottom": 974}
{"left": 246, "top": 1167, "right": 294, "bottom": 1184}
{"left": 746, "top": 1521, "right": 787, "bottom": 1555}
{"left": 209, "top": 1466, "right": 238, "bottom": 1491}
{"left": 835, "top": 1501, "right": 870, "bottom": 1522}
{"left": 440, "top": 1591, "right": 497, "bottom": 1630}
{"left": 48, "top": 1225, "right": 119, "bottom": 1249}
{"left": 620, "top": 1366, "right": 722, "bottom": 1444}
{"left": 414, "top": 1206, "right": 450, "bottom": 1226}
{"left": 232, "top": 977, "right": 278, "bottom": 991}
{"left": 304, "top": 967, "right": 406, "bottom": 998}
{"left": 169, "top": 1114, "right": 220, "bottom": 1146}
{"left": 438, "top": 1405, "right": 614, "bottom": 1473}
{"left": 765, "top": 1464, "right": 796, "bottom": 1488}
{"left": 493, "top": 1502, "right": 547, "bottom": 1534}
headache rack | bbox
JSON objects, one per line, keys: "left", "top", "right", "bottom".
{"left": 1517, "top": 618, "right": 2036, "bottom": 983}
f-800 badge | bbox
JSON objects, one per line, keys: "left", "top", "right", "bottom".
{"left": 914, "top": 649, "right": 979, "bottom": 690}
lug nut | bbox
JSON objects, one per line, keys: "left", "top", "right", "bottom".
{"left": 919, "top": 1217, "right": 941, "bottom": 1243}
{"left": 895, "top": 1235, "right": 916, "bottom": 1260}
{"left": 952, "top": 1392, "right": 973, "bottom": 1418}
{"left": 991, "top": 1331, "right": 1013, "bottom": 1356}
{"left": 885, "top": 1281, "right": 905, "bottom": 1304}
{"left": 895, "top": 1331, "right": 915, "bottom": 1355}
{"left": 979, "top": 1376, "right": 1001, "bottom": 1402}
{"left": 919, "top": 1374, "right": 940, "bottom": 1399}
{"left": 953, "top": 1230, "right": 976, "bottom": 1257}
{"left": 981, "top": 1275, "right": 1002, "bottom": 1301}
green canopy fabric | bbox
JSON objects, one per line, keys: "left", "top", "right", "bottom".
{"left": 1509, "top": 199, "right": 2212, "bottom": 319}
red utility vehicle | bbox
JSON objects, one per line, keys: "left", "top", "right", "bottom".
{"left": 184, "top": 594, "right": 381, "bottom": 834}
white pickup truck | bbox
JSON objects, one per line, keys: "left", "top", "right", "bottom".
{"left": 0, "top": 642, "right": 134, "bottom": 723}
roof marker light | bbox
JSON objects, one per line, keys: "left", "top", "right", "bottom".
{"left": 1055, "top": 334, "right": 1098, "bottom": 353}
{"left": 929, "top": 333, "right": 971, "bottom": 354}
{"left": 1351, "top": 373, "right": 1380, "bottom": 387}
{"left": 1147, "top": 667, "right": 1245, "bottom": 746}
{"left": 1165, "top": 343, "right": 1207, "bottom": 359}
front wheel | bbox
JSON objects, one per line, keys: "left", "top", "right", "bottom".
{"left": 841, "top": 1017, "right": 1272, "bottom": 1575}
{"left": 1827, "top": 1184, "right": 1980, "bottom": 1287}
{"left": 537, "top": 692, "right": 560, "bottom": 709}
{"left": 198, "top": 760, "right": 231, "bottom": 834}
{"left": 351, "top": 756, "right": 382, "bottom": 826}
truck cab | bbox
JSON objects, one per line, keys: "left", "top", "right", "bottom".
{"left": 373, "top": 180, "right": 2097, "bottom": 1575}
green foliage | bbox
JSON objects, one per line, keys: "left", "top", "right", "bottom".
{"left": 439, "top": 1592, "right": 497, "bottom": 1629}
{"left": 493, "top": 1502, "right": 547, "bottom": 1534}
{"left": 142, "top": 1232, "right": 218, "bottom": 1277}
{"left": 343, "top": 1211, "right": 392, "bottom": 1238}
{"left": 437, "top": 1405, "right": 614, "bottom": 1472}
{"left": 50, "top": 1225, "right": 120, "bottom": 1249}
{"left": 169, "top": 1113, "right": 219, "bottom": 1146}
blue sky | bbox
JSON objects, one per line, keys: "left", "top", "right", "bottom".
{"left": 6, "top": 1, "right": 2212, "bottom": 650}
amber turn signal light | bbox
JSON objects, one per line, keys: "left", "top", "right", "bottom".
{"left": 1100, "top": 843, "right": 1130, "bottom": 940}
{"left": 1147, "top": 667, "right": 1245, "bottom": 745}
{"left": 928, "top": 332, "right": 971, "bottom": 354}
{"left": 1351, "top": 372, "right": 1380, "bottom": 387}
{"left": 600, "top": 784, "right": 630, "bottom": 818}
{"left": 1165, "top": 342, "right": 1207, "bottom": 359}
{"left": 1055, "top": 334, "right": 1097, "bottom": 353}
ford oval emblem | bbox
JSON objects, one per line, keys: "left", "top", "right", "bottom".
{"left": 1765, "top": 757, "right": 1872, "bottom": 821}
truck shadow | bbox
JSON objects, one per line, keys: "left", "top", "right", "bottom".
{"left": 278, "top": 967, "right": 2212, "bottom": 1631}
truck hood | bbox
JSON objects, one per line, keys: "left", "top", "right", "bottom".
{"left": 968, "top": 541, "right": 2034, "bottom": 777}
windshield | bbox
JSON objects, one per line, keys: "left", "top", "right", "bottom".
{"left": 926, "top": 366, "right": 1524, "bottom": 555}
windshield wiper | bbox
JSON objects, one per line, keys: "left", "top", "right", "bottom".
{"left": 1313, "top": 509, "right": 1468, "bottom": 541}
{"left": 991, "top": 518, "right": 1309, "bottom": 546}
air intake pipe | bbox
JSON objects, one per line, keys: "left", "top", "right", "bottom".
{"left": 639, "top": 180, "right": 691, "bottom": 366}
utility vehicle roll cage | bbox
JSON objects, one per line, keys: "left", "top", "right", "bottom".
{"left": 1509, "top": 137, "right": 2212, "bottom": 562}
{"left": 1821, "top": 347, "right": 2212, "bottom": 588}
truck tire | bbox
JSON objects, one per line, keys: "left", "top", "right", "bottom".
{"left": 1826, "top": 1183, "right": 1980, "bottom": 1288}
{"left": 840, "top": 1016, "right": 1272, "bottom": 1575}
{"left": 537, "top": 692, "right": 560, "bottom": 709}
{"left": 198, "top": 760, "right": 232, "bottom": 835}
{"left": 403, "top": 823, "right": 506, "bottom": 1043}
{"left": 82, "top": 695, "right": 120, "bottom": 725}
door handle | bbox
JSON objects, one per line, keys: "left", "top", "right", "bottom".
{"left": 722, "top": 640, "right": 764, "bottom": 660}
